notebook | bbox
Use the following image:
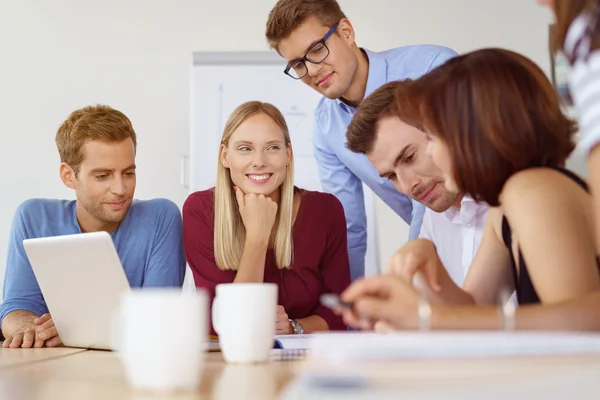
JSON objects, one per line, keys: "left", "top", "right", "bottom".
{"left": 305, "top": 331, "right": 600, "bottom": 363}
{"left": 274, "top": 334, "right": 313, "bottom": 350}
{"left": 206, "top": 334, "right": 313, "bottom": 352}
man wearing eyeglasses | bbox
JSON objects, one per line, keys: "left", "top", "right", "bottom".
{"left": 266, "top": 0, "right": 457, "bottom": 281}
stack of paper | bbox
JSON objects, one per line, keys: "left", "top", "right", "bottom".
{"left": 304, "top": 331, "right": 600, "bottom": 363}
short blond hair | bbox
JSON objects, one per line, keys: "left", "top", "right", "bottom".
{"left": 55, "top": 105, "right": 137, "bottom": 173}
{"left": 265, "top": 0, "right": 345, "bottom": 51}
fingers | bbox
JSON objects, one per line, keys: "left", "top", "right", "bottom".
{"left": 386, "top": 243, "right": 442, "bottom": 293}
{"left": 33, "top": 334, "right": 45, "bottom": 348}
{"left": 341, "top": 297, "right": 394, "bottom": 330}
{"left": 385, "top": 249, "right": 406, "bottom": 275}
{"left": 37, "top": 317, "right": 55, "bottom": 332}
{"left": 34, "top": 313, "right": 51, "bottom": 325}
{"left": 353, "top": 297, "right": 395, "bottom": 325}
{"left": 341, "top": 276, "right": 394, "bottom": 304}
{"left": 38, "top": 326, "right": 58, "bottom": 341}
{"left": 276, "top": 306, "right": 288, "bottom": 322}
{"left": 45, "top": 335, "right": 62, "bottom": 348}
{"left": 374, "top": 320, "right": 396, "bottom": 333}
{"left": 275, "top": 305, "right": 289, "bottom": 334}
{"left": 234, "top": 185, "right": 245, "bottom": 211}
{"left": 9, "top": 332, "right": 24, "bottom": 348}
{"left": 21, "top": 330, "right": 35, "bottom": 348}
{"left": 340, "top": 277, "right": 395, "bottom": 330}
{"left": 2, "top": 337, "right": 11, "bottom": 348}
{"left": 388, "top": 250, "right": 421, "bottom": 282}
{"left": 340, "top": 306, "right": 375, "bottom": 331}
{"left": 275, "top": 321, "right": 290, "bottom": 334}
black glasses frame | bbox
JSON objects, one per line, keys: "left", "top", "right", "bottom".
{"left": 284, "top": 22, "right": 339, "bottom": 80}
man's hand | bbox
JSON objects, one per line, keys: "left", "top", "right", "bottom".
{"left": 2, "top": 314, "right": 43, "bottom": 348}
{"left": 275, "top": 305, "right": 291, "bottom": 335}
{"left": 34, "top": 313, "right": 62, "bottom": 347}
{"left": 2, "top": 312, "right": 62, "bottom": 348}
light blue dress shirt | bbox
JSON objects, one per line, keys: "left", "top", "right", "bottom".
{"left": 313, "top": 45, "right": 458, "bottom": 281}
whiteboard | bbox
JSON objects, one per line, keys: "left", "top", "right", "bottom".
{"left": 189, "top": 52, "right": 379, "bottom": 277}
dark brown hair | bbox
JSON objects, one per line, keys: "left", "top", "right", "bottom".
{"left": 346, "top": 80, "right": 416, "bottom": 154}
{"left": 409, "top": 48, "right": 577, "bottom": 207}
{"left": 265, "top": 0, "right": 345, "bottom": 51}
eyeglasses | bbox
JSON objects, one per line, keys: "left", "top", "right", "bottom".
{"left": 284, "top": 22, "right": 339, "bottom": 80}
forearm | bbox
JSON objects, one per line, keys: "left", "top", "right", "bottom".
{"left": 296, "top": 315, "right": 329, "bottom": 334}
{"left": 515, "top": 292, "right": 600, "bottom": 331}
{"left": 426, "top": 272, "right": 476, "bottom": 306}
{"left": 588, "top": 146, "right": 600, "bottom": 252}
{"left": 233, "top": 237, "right": 269, "bottom": 283}
{"left": 432, "top": 293, "right": 600, "bottom": 332}
{"left": 1, "top": 310, "right": 38, "bottom": 338}
{"left": 431, "top": 305, "right": 503, "bottom": 330}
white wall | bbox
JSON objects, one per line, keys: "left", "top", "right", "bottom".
{"left": 0, "top": 0, "right": 555, "bottom": 295}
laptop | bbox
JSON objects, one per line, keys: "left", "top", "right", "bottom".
{"left": 23, "top": 231, "right": 131, "bottom": 350}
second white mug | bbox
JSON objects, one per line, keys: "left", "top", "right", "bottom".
{"left": 212, "top": 283, "right": 277, "bottom": 363}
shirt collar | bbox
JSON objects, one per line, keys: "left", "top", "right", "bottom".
{"left": 441, "top": 194, "right": 478, "bottom": 223}
{"left": 336, "top": 48, "right": 388, "bottom": 114}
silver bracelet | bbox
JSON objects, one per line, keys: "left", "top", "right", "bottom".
{"left": 417, "top": 294, "right": 431, "bottom": 331}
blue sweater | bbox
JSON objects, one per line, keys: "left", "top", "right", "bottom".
{"left": 0, "top": 198, "right": 185, "bottom": 323}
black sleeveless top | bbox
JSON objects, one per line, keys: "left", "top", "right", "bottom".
{"left": 501, "top": 166, "right": 595, "bottom": 305}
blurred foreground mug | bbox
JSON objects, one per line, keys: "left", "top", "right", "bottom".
{"left": 212, "top": 283, "right": 277, "bottom": 363}
{"left": 115, "top": 288, "right": 207, "bottom": 392}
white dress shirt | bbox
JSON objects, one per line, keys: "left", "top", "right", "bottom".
{"left": 419, "top": 195, "right": 490, "bottom": 287}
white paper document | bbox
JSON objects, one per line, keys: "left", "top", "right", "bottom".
{"left": 304, "top": 331, "right": 600, "bottom": 363}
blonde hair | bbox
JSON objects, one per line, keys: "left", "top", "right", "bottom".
{"left": 214, "top": 101, "right": 295, "bottom": 271}
{"left": 265, "top": 0, "right": 345, "bottom": 51}
{"left": 56, "top": 104, "right": 137, "bottom": 174}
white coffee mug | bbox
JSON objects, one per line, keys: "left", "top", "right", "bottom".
{"left": 115, "top": 288, "right": 207, "bottom": 392}
{"left": 212, "top": 283, "right": 277, "bottom": 363}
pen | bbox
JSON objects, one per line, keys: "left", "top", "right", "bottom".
{"left": 319, "top": 293, "right": 354, "bottom": 310}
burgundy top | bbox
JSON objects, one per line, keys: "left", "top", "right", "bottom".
{"left": 182, "top": 187, "right": 351, "bottom": 335}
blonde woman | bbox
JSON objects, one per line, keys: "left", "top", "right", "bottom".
{"left": 182, "top": 101, "right": 351, "bottom": 336}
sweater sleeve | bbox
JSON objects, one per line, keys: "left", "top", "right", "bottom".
{"left": 311, "top": 194, "right": 351, "bottom": 330}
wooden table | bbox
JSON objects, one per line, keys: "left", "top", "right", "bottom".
{"left": 0, "top": 348, "right": 301, "bottom": 400}
{"left": 2, "top": 346, "right": 600, "bottom": 399}
{"left": 0, "top": 347, "right": 86, "bottom": 370}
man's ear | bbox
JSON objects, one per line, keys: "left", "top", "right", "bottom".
{"left": 60, "top": 162, "right": 77, "bottom": 190}
{"left": 220, "top": 144, "right": 230, "bottom": 168}
{"left": 337, "top": 18, "right": 355, "bottom": 46}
